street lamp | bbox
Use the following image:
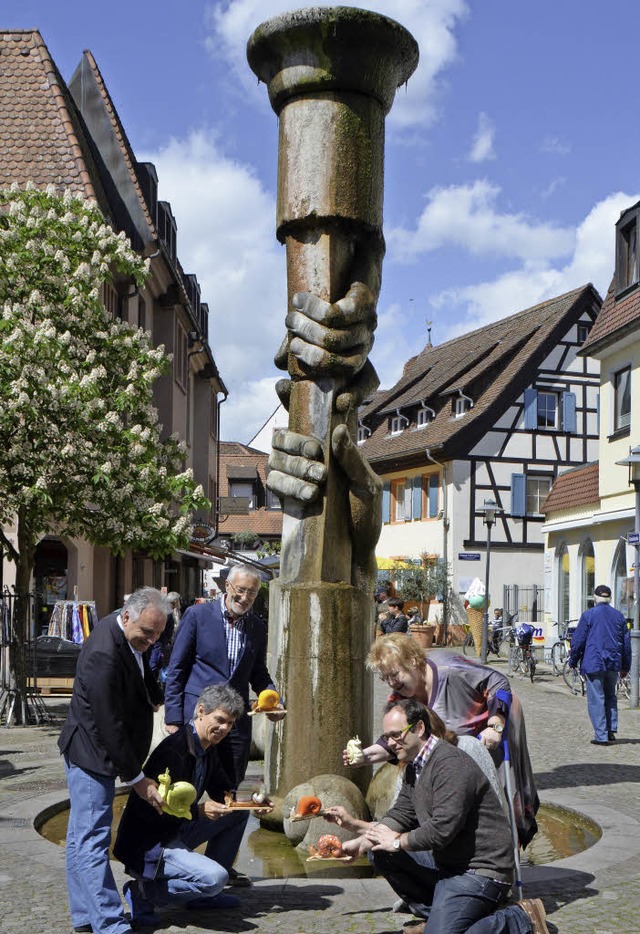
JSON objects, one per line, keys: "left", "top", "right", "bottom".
{"left": 615, "top": 444, "right": 640, "bottom": 709}
{"left": 478, "top": 498, "right": 503, "bottom": 663}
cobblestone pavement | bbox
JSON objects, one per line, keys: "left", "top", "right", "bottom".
{"left": 1, "top": 656, "right": 639, "bottom": 934}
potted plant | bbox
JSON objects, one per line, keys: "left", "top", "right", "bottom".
{"left": 398, "top": 559, "right": 451, "bottom": 647}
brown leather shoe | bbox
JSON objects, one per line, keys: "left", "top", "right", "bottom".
{"left": 402, "top": 921, "right": 426, "bottom": 934}
{"left": 516, "top": 898, "right": 550, "bottom": 933}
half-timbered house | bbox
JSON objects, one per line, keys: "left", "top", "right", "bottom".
{"left": 359, "top": 285, "right": 602, "bottom": 625}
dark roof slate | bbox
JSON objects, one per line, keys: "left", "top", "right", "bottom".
{"left": 581, "top": 278, "right": 640, "bottom": 353}
{"left": 361, "top": 285, "right": 601, "bottom": 467}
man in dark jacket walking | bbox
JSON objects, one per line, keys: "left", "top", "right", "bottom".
{"left": 569, "top": 584, "right": 631, "bottom": 745}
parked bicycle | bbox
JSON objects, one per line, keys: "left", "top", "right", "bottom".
{"left": 462, "top": 612, "right": 519, "bottom": 658}
{"left": 509, "top": 622, "right": 536, "bottom": 682}
{"left": 562, "top": 659, "right": 585, "bottom": 695}
{"left": 549, "top": 619, "right": 579, "bottom": 676}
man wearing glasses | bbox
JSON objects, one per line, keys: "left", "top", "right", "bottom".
{"left": 326, "top": 698, "right": 548, "bottom": 934}
{"left": 163, "top": 566, "right": 284, "bottom": 840}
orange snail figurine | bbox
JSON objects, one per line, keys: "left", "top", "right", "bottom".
{"left": 297, "top": 795, "right": 323, "bottom": 817}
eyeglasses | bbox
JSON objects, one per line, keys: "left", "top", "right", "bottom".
{"left": 227, "top": 582, "right": 259, "bottom": 598}
{"left": 381, "top": 723, "right": 414, "bottom": 743}
{"left": 378, "top": 669, "right": 402, "bottom": 685}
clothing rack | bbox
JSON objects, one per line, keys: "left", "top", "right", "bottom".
{"left": 47, "top": 600, "right": 98, "bottom": 643}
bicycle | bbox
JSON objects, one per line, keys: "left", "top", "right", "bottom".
{"left": 462, "top": 612, "right": 518, "bottom": 659}
{"left": 549, "top": 620, "right": 579, "bottom": 676}
{"left": 562, "top": 659, "right": 585, "bottom": 695}
{"left": 508, "top": 623, "right": 536, "bottom": 682}
{"left": 616, "top": 672, "right": 631, "bottom": 699}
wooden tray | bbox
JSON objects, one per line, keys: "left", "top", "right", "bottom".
{"left": 306, "top": 855, "right": 352, "bottom": 863}
{"left": 290, "top": 811, "right": 327, "bottom": 822}
{"left": 223, "top": 801, "right": 274, "bottom": 811}
{"left": 248, "top": 707, "right": 287, "bottom": 717}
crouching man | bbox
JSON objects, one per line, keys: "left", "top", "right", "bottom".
{"left": 114, "top": 684, "right": 253, "bottom": 926}
{"left": 326, "top": 698, "right": 549, "bottom": 934}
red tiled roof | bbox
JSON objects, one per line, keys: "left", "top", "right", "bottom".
{"left": 541, "top": 462, "right": 600, "bottom": 514}
{"left": 360, "top": 285, "right": 601, "bottom": 466}
{"left": 219, "top": 442, "right": 282, "bottom": 537}
{"left": 0, "top": 31, "right": 96, "bottom": 197}
{"left": 581, "top": 278, "right": 640, "bottom": 352}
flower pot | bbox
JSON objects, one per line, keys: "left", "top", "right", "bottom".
{"left": 409, "top": 624, "right": 435, "bottom": 650}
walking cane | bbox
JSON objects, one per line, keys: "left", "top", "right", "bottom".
{"left": 496, "top": 688, "right": 523, "bottom": 900}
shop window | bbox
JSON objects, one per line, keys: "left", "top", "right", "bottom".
{"left": 557, "top": 544, "right": 570, "bottom": 625}
{"left": 581, "top": 539, "right": 595, "bottom": 611}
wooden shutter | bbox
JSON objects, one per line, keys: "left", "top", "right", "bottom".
{"left": 562, "top": 392, "right": 576, "bottom": 433}
{"left": 412, "top": 477, "right": 423, "bottom": 520}
{"left": 523, "top": 388, "right": 538, "bottom": 430}
{"left": 511, "top": 473, "right": 526, "bottom": 517}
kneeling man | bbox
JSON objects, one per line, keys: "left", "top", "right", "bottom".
{"left": 114, "top": 684, "right": 251, "bottom": 925}
{"left": 326, "top": 698, "right": 548, "bottom": 934}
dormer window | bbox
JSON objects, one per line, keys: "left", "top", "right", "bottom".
{"left": 454, "top": 396, "right": 470, "bottom": 417}
{"left": 390, "top": 416, "right": 405, "bottom": 435}
{"left": 357, "top": 424, "right": 369, "bottom": 444}
{"left": 616, "top": 207, "right": 640, "bottom": 293}
{"left": 416, "top": 406, "right": 434, "bottom": 429}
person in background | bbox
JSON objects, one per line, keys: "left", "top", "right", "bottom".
{"left": 58, "top": 587, "right": 170, "bottom": 934}
{"left": 114, "top": 684, "right": 259, "bottom": 925}
{"left": 407, "top": 606, "right": 423, "bottom": 626}
{"left": 163, "top": 565, "right": 284, "bottom": 888}
{"left": 568, "top": 584, "right": 631, "bottom": 746}
{"left": 380, "top": 597, "right": 409, "bottom": 634}
{"left": 148, "top": 591, "right": 182, "bottom": 690}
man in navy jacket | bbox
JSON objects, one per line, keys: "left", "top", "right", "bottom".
{"left": 163, "top": 565, "right": 284, "bottom": 791}
{"left": 569, "top": 584, "right": 631, "bottom": 745}
{"left": 58, "top": 587, "right": 169, "bottom": 934}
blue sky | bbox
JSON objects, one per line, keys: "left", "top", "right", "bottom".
{"left": 4, "top": 1, "right": 640, "bottom": 441}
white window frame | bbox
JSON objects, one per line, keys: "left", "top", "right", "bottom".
{"left": 613, "top": 366, "right": 631, "bottom": 431}
{"left": 537, "top": 391, "right": 558, "bottom": 429}
{"left": 390, "top": 415, "right": 405, "bottom": 435}
{"left": 416, "top": 408, "right": 430, "bottom": 429}
{"left": 525, "top": 475, "right": 553, "bottom": 516}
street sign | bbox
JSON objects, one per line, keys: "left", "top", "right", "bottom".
{"left": 459, "top": 552, "right": 481, "bottom": 561}
{"left": 629, "top": 532, "right": 640, "bottom": 544}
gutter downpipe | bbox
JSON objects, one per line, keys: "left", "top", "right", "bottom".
{"left": 425, "top": 447, "right": 449, "bottom": 644}
{"left": 214, "top": 389, "right": 229, "bottom": 538}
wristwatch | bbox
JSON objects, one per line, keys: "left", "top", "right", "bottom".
{"left": 393, "top": 835, "right": 402, "bottom": 851}
{"left": 488, "top": 722, "right": 504, "bottom": 734}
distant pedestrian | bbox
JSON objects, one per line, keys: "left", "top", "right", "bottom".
{"left": 380, "top": 598, "right": 409, "bottom": 634}
{"left": 406, "top": 606, "right": 423, "bottom": 625}
{"left": 568, "top": 584, "right": 631, "bottom": 746}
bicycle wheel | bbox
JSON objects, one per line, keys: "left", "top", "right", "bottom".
{"left": 563, "top": 661, "right": 582, "bottom": 695}
{"left": 528, "top": 651, "right": 536, "bottom": 683}
{"left": 617, "top": 674, "right": 631, "bottom": 699}
{"left": 462, "top": 631, "right": 476, "bottom": 656}
{"left": 509, "top": 645, "right": 523, "bottom": 673}
{"left": 550, "top": 641, "right": 566, "bottom": 676}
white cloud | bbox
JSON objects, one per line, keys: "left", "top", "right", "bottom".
{"left": 540, "top": 136, "right": 571, "bottom": 156}
{"left": 141, "top": 130, "right": 287, "bottom": 441}
{"left": 206, "top": 0, "right": 469, "bottom": 130}
{"left": 430, "top": 190, "right": 639, "bottom": 339}
{"left": 468, "top": 112, "right": 495, "bottom": 163}
{"left": 389, "top": 179, "right": 575, "bottom": 262}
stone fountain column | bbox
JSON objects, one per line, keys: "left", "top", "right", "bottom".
{"left": 247, "top": 7, "right": 418, "bottom": 808}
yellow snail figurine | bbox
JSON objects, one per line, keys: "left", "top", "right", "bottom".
{"left": 256, "top": 689, "right": 280, "bottom": 711}
{"left": 157, "top": 768, "right": 197, "bottom": 820}
{"left": 346, "top": 736, "right": 365, "bottom": 765}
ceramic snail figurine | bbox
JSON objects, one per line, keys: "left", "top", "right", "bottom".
{"left": 309, "top": 834, "right": 343, "bottom": 858}
{"left": 297, "top": 795, "right": 323, "bottom": 817}
{"left": 157, "top": 768, "right": 197, "bottom": 820}
{"left": 256, "top": 689, "right": 280, "bottom": 711}
{"left": 345, "top": 736, "right": 364, "bottom": 765}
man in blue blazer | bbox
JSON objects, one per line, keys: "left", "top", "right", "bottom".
{"left": 58, "top": 587, "right": 170, "bottom": 934}
{"left": 164, "top": 565, "right": 284, "bottom": 793}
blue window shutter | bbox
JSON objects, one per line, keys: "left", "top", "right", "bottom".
{"left": 382, "top": 481, "right": 391, "bottom": 524}
{"left": 412, "top": 477, "right": 423, "bottom": 520}
{"left": 511, "top": 473, "right": 526, "bottom": 517}
{"left": 562, "top": 392, "right": 576, "bottom": 433}
{"left": 428, "top": 474, "right": 439, "bottom": 517}
{"left": 523, "top": 388, "right": 538, "bottom": 430}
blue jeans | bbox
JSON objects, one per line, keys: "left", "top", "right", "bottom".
{"left": 64, "top": 757, "right": 131, "bottom": 934}
{"left": 585, "top": 670, "right": 618, "bottom": 741}
{"left": 372, "top": 850, "right": 531, "bottom": 934}
{"left": 140, "top": 809, "right": 249, "bottom": 906}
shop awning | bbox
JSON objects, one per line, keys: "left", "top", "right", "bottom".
{"left": 175, "top": 549, "right": 215, "bottom": 567}
{"left": 226, "top": 465, "right": 258, "bottom": 479}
